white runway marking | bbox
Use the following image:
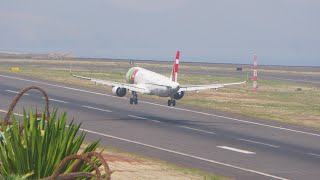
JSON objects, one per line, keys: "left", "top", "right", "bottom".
{"left": 0, "top": 108, "right": 288, "bottom": 179}
{"left": 307, "top": 153, "right": 320, "bottom": 157}
{"left": 42, "top": 97, "right": 69, "bottom": 104}
{"left": 80, "top": 127, "right": 287, "bottom": 180}
{"left": 1, "top": 74, "right": 318, "bottom": 138}
{"left": 0, "top": 109, "right": 23, "bottom": 117}
{"left": 5, "top": 89, "right": 29, "bottom": 95}
{"left": 82, "top": 105, "right": 112, "bottom": 113}
{"left": 179, "top": 126, "right": 215, "bottom": 134}
{"left": 217, "top": 146, "right": 256, "bottom": 154}
{"left": 238, "top": 138, "right": 280, "bottom": 148}
{"left": 128, "top": 115, "right": 160, "bottom": 123}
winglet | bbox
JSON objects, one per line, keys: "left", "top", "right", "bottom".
{"left": 170, "top": 50, "right": 180, "bottom": 82}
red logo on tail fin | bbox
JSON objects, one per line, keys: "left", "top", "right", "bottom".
{"left": 176, "top": 50, "right": 180, "bottom": 60}
{"left": 171, "top": 50, "right": 180, "bottom": 82}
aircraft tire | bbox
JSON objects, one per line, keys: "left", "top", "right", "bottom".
{"left": 172, "top": 100, "right": 176, "bottom": 106}
{"left": 134, "top": 98, "right": 138, "bottom": 104}
{"left": 168, "top": 100, "right": 171, "bottom": 106}
{"left": 130, "top": 98, "right": 133, "bottom": 104}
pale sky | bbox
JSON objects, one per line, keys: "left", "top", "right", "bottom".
{"left": 1, "top": 0, "right": 320, "bottom": 66}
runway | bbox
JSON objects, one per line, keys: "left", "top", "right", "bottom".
{"left": 1, "top": 73, "right": 320, "bottom": 179}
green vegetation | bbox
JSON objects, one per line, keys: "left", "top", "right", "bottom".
{"left": 0, "top": 62, "right": 319, "bottom": 130}
{"left": 0, "top": 108, "right": 100, "bottom": 179}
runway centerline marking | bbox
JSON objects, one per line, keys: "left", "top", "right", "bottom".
{"left": 41, "top": 97, "right": 69, "bottom": 104}
{"left": 81, "top": 127, "right": 287, "bottom": 180}
{"left": 238, "top": 138, "right": 279, "bottom": 148}
{"left": 128, "top": 115, "right": 160, "bottom": 123}
{"left": 179, "top": 126, "right": 215, "bottom": 134}
{"left": 1, "top": 74, "right": 319, "bottom": 138}
{"left": 6, "top": 89, "right": 29, "bottom": 95}
{"left": 217, "top": 146, "right": 256, "bottom": 154}
{"left": 82, "top": 105, "right": 112, "bottom": 113}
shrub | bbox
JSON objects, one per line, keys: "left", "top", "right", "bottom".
{"left": 0, "top": 108, "right": 100, "bottom": 179}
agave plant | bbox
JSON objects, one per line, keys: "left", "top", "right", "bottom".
{"left": 0, "top": 108, "right": 101, "bottom": 179}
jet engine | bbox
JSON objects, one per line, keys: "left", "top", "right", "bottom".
{"left": 171, "top": 91, "right": 184, "bottom": 100}
{"left": 112, "top": 86, "right": 127, "bottom": 97}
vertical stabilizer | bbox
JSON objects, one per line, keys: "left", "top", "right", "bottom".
{"left": 170, "top": 50, "right": 180, "bottom": 82}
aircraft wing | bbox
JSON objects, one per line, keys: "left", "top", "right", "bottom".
{"left": 71, "top": 74, "right": 149, "bottom": 94}
{"left": 179, "top": 81, "right": 246, "bottom": 92}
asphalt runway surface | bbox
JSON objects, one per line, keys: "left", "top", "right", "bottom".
{"left": 0, "top": 73, "right": 320, "bottom": 180}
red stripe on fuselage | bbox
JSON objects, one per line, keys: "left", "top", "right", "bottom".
{"left": 131, "top": 69, "right": 139, "bottom": 84}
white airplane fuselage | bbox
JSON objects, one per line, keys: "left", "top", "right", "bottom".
{"left": 71, "top": 50, "right": 245, "bottom": 106}
{"left": 125, "top": 67, "right": 180, "bottom": 97}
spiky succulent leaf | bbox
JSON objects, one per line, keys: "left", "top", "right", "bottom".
{"left": 0, "top": 108, "right": 100, "bottom": 179}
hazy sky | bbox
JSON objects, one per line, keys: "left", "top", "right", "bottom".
{"left": 1, "top": 0, "right": 320, "bottom": 66}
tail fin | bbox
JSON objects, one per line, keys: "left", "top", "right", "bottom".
{"left": 170, "top": 50, "right": 180, "bottom": 82}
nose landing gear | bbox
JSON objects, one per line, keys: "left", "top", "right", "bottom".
{"left": 130, "top": 91, "right": 138, "bottom": 105}
{"left": 168, "top": 99, "right": 176, "bottom": 106}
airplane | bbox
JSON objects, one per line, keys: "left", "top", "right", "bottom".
{"left": 71, "top": 50, "right": 246, "bottom": 106}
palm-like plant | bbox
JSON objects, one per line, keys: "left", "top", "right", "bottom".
{"left": 0, "top": 108, "right": 100, "bottom": 179}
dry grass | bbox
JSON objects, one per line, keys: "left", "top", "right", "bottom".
{"left": 81, "top": 143, "right": 230, "bottom": 180}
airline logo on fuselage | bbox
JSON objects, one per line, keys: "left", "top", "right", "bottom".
{"left": 127, "top": 68, "right": 139, "bottom": 84}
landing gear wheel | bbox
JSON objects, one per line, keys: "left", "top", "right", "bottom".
{"left": 168, "top": 99, "right": 171, "bottom": 106}
{"left": 130, "top": 98, "right": 133, "bottom": 104}
{"left": 130, "top": 91, "right": 138, "bottom": 105}
{"left": 172, "top": 100, "right": 176, "bottom": 106}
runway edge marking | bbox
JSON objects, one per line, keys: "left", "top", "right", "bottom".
{"left": 5, "top": 89, "right": 29, "bottom": 95}
{"left": 0, "top": 109, "right": 23, "bottom": 117}
{"left": 307, "top": 153, "right": 320, "bottom": 157}
{"left": 1, "top": 74, "right": 320, "bottom": 138}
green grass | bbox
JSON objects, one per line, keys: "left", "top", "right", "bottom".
{"left": 0, "top": 63, "right": 319, "bottom": 130}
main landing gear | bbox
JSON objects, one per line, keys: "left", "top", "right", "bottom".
{"left": 168, "top": 99, "right": 176, "bottom": 106}
{"left": 130, "top": 91, "right": 138, "bottom": 105}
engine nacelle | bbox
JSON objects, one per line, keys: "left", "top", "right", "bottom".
{"left": 112, "top": 87, "right": 127, "bottom": 97}
{"left": 171, "top": 91, "right": 184, "bottom": 100}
